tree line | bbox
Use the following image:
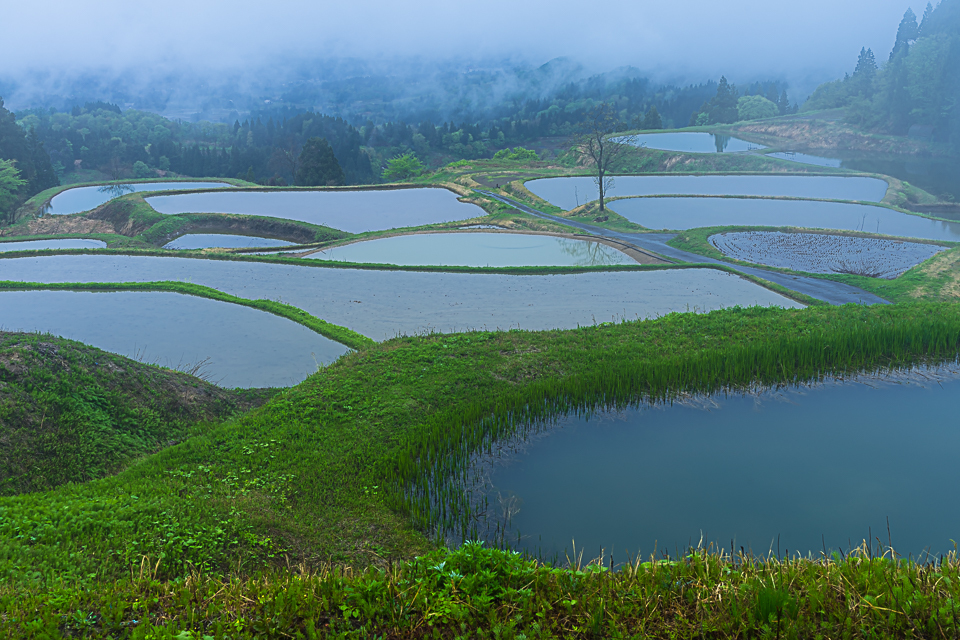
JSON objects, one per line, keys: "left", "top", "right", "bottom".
{"left": 803, "top": 0, "right": 959, "bottom": 150}
{"left": 0, "top": 98, "right": 58, "bottom": 224}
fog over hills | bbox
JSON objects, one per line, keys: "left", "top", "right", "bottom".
{"left": 0, "top": 0, "right": 925, "bottom": 120}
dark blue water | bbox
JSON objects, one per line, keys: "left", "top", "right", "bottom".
{"left": 482, "top": 367, "right": 960, "bottom": 559}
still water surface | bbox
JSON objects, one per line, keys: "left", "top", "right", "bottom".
{"left": 307, "top": 232, "right": 637, "bottom": 267}
{"left": 163, "top": 234, "right": 296, "bottom": 250}
{"left": 47, "top": 182, "right": 230, "bottom": 215}
{"left": 147, "top": 188, "right": 479, "bottom": 233}
{"left": 0, "top": 290, "right": 348, "bottom": 387}
{"left": 0, "top": 239, "right": 107, "bottom": 252}
{"left": 481, "top": 367, "right": 960, "bottom": 559}
{"left": 0, "top": 255, "right": 802, "bottom": 340}
{"left": 609, "top": 197, "right": 960, "bottom": 241}
{"left": 618, "top": 132, "right": 764, "bottom": 154}
{"left": 527, "top": 175, "right": 888, "bottom": 210}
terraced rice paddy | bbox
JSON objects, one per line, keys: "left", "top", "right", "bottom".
{"left": 710, "top": 231, "right": 946, "bottom": 278}
{"left": 0, "top": 290, "right": 349, "bottom": 387}
{"left": 615, "top": 132, "right": 764, "bottom": 153}
{"left": 46, "top": 181, "right": 230, "bottom": 215}
{"left": 526, "top": 175, "right": 888, "bottom": 210}
{"left": 767, "top": 151, "right": 843, "bottom": 168}
{"left": 305, "top": 232, "right": 642, "bottom": 267}
{"left": 163, "top": 234, "right": 296, "bottom": 250}
{"left": 0, "top": 255, "right": 802, "bottom": 340}
{"left": 146, "top": 187, "right": 480, "bottom": 233}
{"left": 0, "top": 239, "right": 107, "bottom": 252}
{"left": 475, "top": 366, "right": 960, "bottom": 559}
{"left": 609, "top": 197, "right": 960, "bottom": 241}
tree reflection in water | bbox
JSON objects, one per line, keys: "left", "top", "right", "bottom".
{"left": 556, "top": 238, "right": 632, "bottom": 266}
{"left": 97, "top": 184, "right": 136, "bottom": 197}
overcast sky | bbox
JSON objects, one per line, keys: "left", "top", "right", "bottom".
{"left": 3, "top": 0, "right": 921, "bottom": 83}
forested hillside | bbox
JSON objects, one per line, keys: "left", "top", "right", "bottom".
{"left": 0, "top": 99, "right": 58, "bottom": 223}
{"left": 803, "top": 0, "right": 959, "bottom": 150}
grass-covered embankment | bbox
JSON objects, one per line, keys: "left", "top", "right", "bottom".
{"left": 0, "top": 332, "right": 274, "bottom": 496}
{"left": 0, "top": 281, "right": 375, "bottom": 352}
{"left": 3, "top": 302, "right": 960, "bottom": 637}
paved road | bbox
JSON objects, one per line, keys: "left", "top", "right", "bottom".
{"left": 476, "top": 190, "right": 889, "bottom": 306}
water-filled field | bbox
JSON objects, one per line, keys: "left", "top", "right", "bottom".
{"left": 478, "top": 366, "right": 960, "bottom": 558}
{"left": 526, "top": 175, "right": 888, "bottom": 210}
{"left": 0, "top": 239, "right": 107, "bottom": 252}
{"left": 0, "top": 255, "right": 802, "bottom": 340}
{"left": 0, "top": 290, "right": 349, "bottom": 387}
{"left": 710, "top": 231, "right": 946, "bottom": 278}
{"left": 46, "top": 182, "right": 230, "bottom": 215}
{"left": 767, "top": 151, "right": 843, "bottom": 168}
{"left": 163, "top": 234, "right": 296, "bottom": 250}
{"left": 306, "top": 232, "right": 639, "bottom": 267}
{"left": 616, "top": 132, "right": 764, "bottom": 153}
{"left": 146, "top": 188, "right": 480, "bottom": 233}
{"left": 609, "top": 197, "right": 960, "bottom": 241}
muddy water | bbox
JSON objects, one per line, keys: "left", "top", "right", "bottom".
{"left": 0, "top": 255, "right": 802, "bottom": 341}
{"left": 307, "top": 232, "right": 637, "bottom": 267}
{"left": 163, "top": 234, "right": 296, "bottom": 250}
{"left": 609, "top": 197, "right": 960, "bottom": 241}
{"left": 480, "top": 366, "right": 960, "bottom": 559}
{"left": 616, "top": 132, "right": 764, "bottom": 154}
{"left": 526, "top": 175, "right": 889, "bottom": 210}
{"left": 146, "top": 188, "right": 480, "bottom": 233}
{"left": 710, "top": 232, "right": 946, "bottom": 278}
{"left": 47, "top": 182, "right": 230, "bottom": 215}
{"left": 0, "top": 290, "right": 348, "bottom": 388}
{"left": 0, "top": 239, "right": 107, "bottom": 252}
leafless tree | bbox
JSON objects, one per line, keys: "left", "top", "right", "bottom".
{"left": 578, "top": 103, "right": 638, "bottom": 212}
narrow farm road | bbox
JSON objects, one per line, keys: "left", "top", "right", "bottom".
{"left": 476, "top": 190, "right": 890, "bottom": 306}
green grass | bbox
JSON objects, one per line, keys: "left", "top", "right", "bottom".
{"left": 0, "top": 332, "right": 273, "bottom": 496}
{"left": 2, "top": 303, "right": 960, "bottom": 637}
{"left": 0, "top": 281, "right": 375, "bottom": 351}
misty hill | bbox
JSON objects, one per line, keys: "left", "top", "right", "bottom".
{"left": 804, "top": 0, "right": 959, "bottom": 151}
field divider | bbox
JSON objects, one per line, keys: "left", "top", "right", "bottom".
{"left": 0, "top": 280, "right": 375, "bottom": 351}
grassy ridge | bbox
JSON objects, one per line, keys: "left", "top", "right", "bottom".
{"left": 1, "top": 304, "right": 958, "bottom": 588}
{"left": 2, "top": 303, "right": 960, "bottom": 637}
{"left": 0, "top": 281, "right": 375, "bottom": 351}
{"left": 0, "top": 333, "right": 273, "bottom": 496}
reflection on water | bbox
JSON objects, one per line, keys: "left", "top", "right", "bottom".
{"left": 306, "top": 232, "right": 637, "bottom": 267}
{"left": 527, "top": 175, "right": 889, "bottom": 210}
{"left": 0, "top": 255, "right": 802, "bottom": 340}
{"left": 475, "top": 365, "right": 960, "bottom": 559}
{"left": 0, "top": 290, "right": 349, "bottom": 388}
{"left": 97, "top": 184, "right": 136, "bottom": 197}
{"left": 608, "top": 197, "right": 960, "bottom": 241}
{"left": 163, "top": 234, "right": 296, "bottom": 250}
{"left": 767, "top": 151, "right": 843, "bottom": 168}
{"left": 615, "top": 132, "right": 764, "bottom": 154}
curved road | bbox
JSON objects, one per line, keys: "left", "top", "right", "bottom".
{"left": 476, "top": 190, "right": 889, "bottom": 306}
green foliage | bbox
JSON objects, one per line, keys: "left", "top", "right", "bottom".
{"left": 692, "top": 76, "right": 740, "bottom": 125}
{"left": 0, "top": 333, "right": 270, "bottom": 495}
{"left": 492, "top": 147, "right": 540, "bottom": 162}
{"left": 132, "top": 160, "right": 152, "bottom": 179}
{"left": 737, "top": 95, "right": 779, "bottom": 121}
{"left": 382, "top": 152, "right": 425, "bottom": 181}
{"left": 642, "top": 105, "right": 663, "bottom": 129}
{"left": 0, "top": 159, "right": 26, "bottom": 223}
{"left": 295, "top": 137, "right": 345, "bottom": 187}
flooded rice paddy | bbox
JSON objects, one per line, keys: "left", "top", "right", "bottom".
{"left": 766, "top": 151, "right": 843, "bottom": 168}
{"left": 609, "top": 197, "right": 960, "bottom": 241}
{"left": 0, "top": 290, "right": 349, "bottom": 387}
{"left": 46, "top": 182, "right": 230, "bottom": 215}
{"left": 476, "top": 365, "right": 960, "bottom": 559}
{"left": 616, "top": 132, "right": 764, "bottom": 153}
{"left": 526, "top": 175, "right": 888, "bottom": 210}
{"left": 710, "top": 231, "right": 946, "bottom": 278}
{"left": 305, "top": 232, "right": 638, "bottom": 267}
{"left": 146, "top": 188, "right": 480, "bottom": 233}
{"left": 0, "top": 255, "right": 802, "bottom": 341}
{"left": 163, "top": 234, "right": 296, "bottom": 250}
{"left": 0, "top": 239, "right": 107, "bottom": 252}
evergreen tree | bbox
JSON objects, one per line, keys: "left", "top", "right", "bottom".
{"left": 642, "top": 106, "right": 662, "bottom": 130}
{"left": 706, "top": 76, "right": 740, "bottom": 124}
{"left": 891, "top": 8, "right": 920, "bottom": 59}
{"left": 295, "top": 137, "right": 345, "bottom": 186}
{"left": 778, "top": 90, "right": 791, "bottom": 115}
{"left": 852, "top": 48, "right": 878, "bottom": 97}
{"left": 919, "top": 2, "right": 934, "bottom": 35}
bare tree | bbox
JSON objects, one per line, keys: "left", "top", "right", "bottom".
{"left": 578, "top": 103, "right": 638, "bottom": 212}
